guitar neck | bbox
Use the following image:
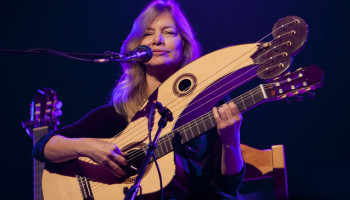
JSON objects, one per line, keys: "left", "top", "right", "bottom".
{"left": 145, "top": 84, "right": 268, "bottom": 161}
{"left": 32, "top": 126, "right": 50, "bottom": 200}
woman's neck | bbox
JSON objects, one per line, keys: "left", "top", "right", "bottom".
{"left": 146, "top": 65, "right": 178, "bottom": 94}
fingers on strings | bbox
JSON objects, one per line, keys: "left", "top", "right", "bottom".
{"left": 213, "top": 102, "right": 242, "bottom": 124}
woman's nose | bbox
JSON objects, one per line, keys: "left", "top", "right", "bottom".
{"left": 153, "top": 33, "right": 164, "bottom": 45}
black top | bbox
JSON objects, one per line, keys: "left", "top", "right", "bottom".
{"left": 32, "top": 104, "right": 244, "bottom": 200}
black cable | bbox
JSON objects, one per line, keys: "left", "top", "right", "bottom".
{"left": 153, "top": 154, "right": 164, "bottom": 200}
{"left": 148, "top": 102, "right": 164, "bottom": 200}
{"left": 25, "top": 48, "right": 97, "bottom": 62}
{"left": 137, "top": 186, "right": 142, "bottom": 200}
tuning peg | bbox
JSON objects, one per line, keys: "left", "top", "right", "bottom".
{"left": 55, "top": 100, "right": 63, "bottom": 109}
{"left": 54, "top": 109, "right": 63, "bottom": 117}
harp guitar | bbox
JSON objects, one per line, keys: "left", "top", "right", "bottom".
{"left": 42, "top": 16, "right": 313, "bottom": 200}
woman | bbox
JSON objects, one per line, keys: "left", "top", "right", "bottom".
{"left": 33, "top": 0, "right": 244, "bottom": 199}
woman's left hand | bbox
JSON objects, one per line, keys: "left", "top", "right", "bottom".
{"left": 213, "top": 102, "right": 244, "bottom": 175}
{"left": 213, "top": 102, "right": 242, "bottom": 146}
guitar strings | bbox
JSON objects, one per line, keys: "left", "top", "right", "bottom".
{"left": 83, "top": 19, "right": 299, "bottom": 191}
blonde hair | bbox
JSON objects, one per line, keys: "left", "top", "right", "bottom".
{"left": 111, "top": 0, "right": 201, "bottom": 120}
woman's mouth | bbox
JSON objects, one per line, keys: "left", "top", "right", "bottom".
{"left": 152, "top": 50, "right": 168, "bottom": 55}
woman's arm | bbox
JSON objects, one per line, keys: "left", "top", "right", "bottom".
{"left": 44, "top": 135, "right": 128, "bottom": 178}
{"left": 32, "top": 105, "right": 129, "bottom": 178}
{"left": 213, "top": 102, "right": 244, "bottom": 175}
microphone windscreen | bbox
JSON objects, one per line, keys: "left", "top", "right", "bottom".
{"left": 136, "top": 45, "right": 153, "bottom": 62}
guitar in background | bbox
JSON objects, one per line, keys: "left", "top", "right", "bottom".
{"left": 22, "top": 88, "right": 62, "bottom": 200}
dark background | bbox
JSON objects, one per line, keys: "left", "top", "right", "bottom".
{"left": 0, "top": 0, "right": 348, "bottom": 199}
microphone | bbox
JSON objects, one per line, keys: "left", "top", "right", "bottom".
{"left": 121, "top": 45, "right": 153, "bottom": 63}
{"left": 95, "top": 45, "right": 153, "bottom": 63}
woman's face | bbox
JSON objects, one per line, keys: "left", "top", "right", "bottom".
{"left": 140, "top": 12, "right": 183, "bottom": 70}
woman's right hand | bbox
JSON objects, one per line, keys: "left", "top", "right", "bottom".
{"left": 79, "top": 138, "right": 128, "bottom": 178}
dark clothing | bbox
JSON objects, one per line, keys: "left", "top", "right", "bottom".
{"left": 32, "top": 104, "right": 244, "bottom": 200}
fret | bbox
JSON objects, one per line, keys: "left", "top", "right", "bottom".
{"left": 234, "top": 100, "right": 245, "bottom": 113}
{"left": 154, "top": 148, "right": 161, "bottom": 159}
{"left": 193, "top": 120, "right": 201, "bottom": 136}
{"left": 250, "top": 89, "right": 256, "bottom": 104}
{"left": 208, "top": 113, "right": 215, "bottom": 127}
{"left": 232, "top": 85, "right": 265, "bottom": 113}
{"left": 153, "top": 134, "right": 173, "bottom": 159}
{"left": 182, "top": 125, "right": 189, "bottom": 143}
{"left": 240, "top": 95, "right": 247, "bottom": 110}
{"left": 168, "top": 133, "right": 173, "bottom": 149}
{"left": 164, "top": 135, "right": 172, "bottom": 153}
{"left": 187, "top": 123, "right": 195, "bottom": 141}
{"left": 158, "top": 139, "right": 166, "bottom": 156}
{"left": 244, "top": 90, "right": 255, "bottom": 109}
{"left": 202, "top": 113, "right": 215, "bottom": 133}
{"left": 255, "top": 86, "right": 266, "bottom": 102}
{"left": 197, "top": 115, "right": 208, "bottom": 133}
{"left": 182, "top": 124, "right": 193, "bottom": 142}
{"left": 162, "top": 137, "right": 169, "bottom": 153}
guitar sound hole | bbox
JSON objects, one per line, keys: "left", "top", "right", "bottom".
{"left": 173, "top": 73, "right": 197, "bottom": 97}
{"left": 178, "top": 79, "right": 192, "bottom": 92}
{"left": 124, "top": 149, "right": 146, "bottom": 176}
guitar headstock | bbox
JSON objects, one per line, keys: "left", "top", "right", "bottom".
{"left": 22, "top": 88, "right": 62, "bottom": 137}
{"left": 252, "top": 16, "right": 309, "bottom": 80}
{"left": 264, "top": 65, "right": 324, "bottom": 101}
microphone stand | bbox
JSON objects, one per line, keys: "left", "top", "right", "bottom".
{"left": 123, "top": 102, "right": 173, "bottom": 200}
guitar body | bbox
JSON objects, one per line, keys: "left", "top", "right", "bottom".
{"left": 42, "top": 43, "right": 259, "bottom": 200}
{"left": 42, "top": 147, "right": 180, "bottom": 200}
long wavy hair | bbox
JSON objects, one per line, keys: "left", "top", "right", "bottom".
{"left": 111, "top": 0, "right": 201, "bottom": 121}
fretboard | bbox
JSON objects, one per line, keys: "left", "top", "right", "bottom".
{"left": 144, "top": 84, "right": 268, "bottom": 161}
{"left": 32, "top": 126, "right": 49, "bottom": 200}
